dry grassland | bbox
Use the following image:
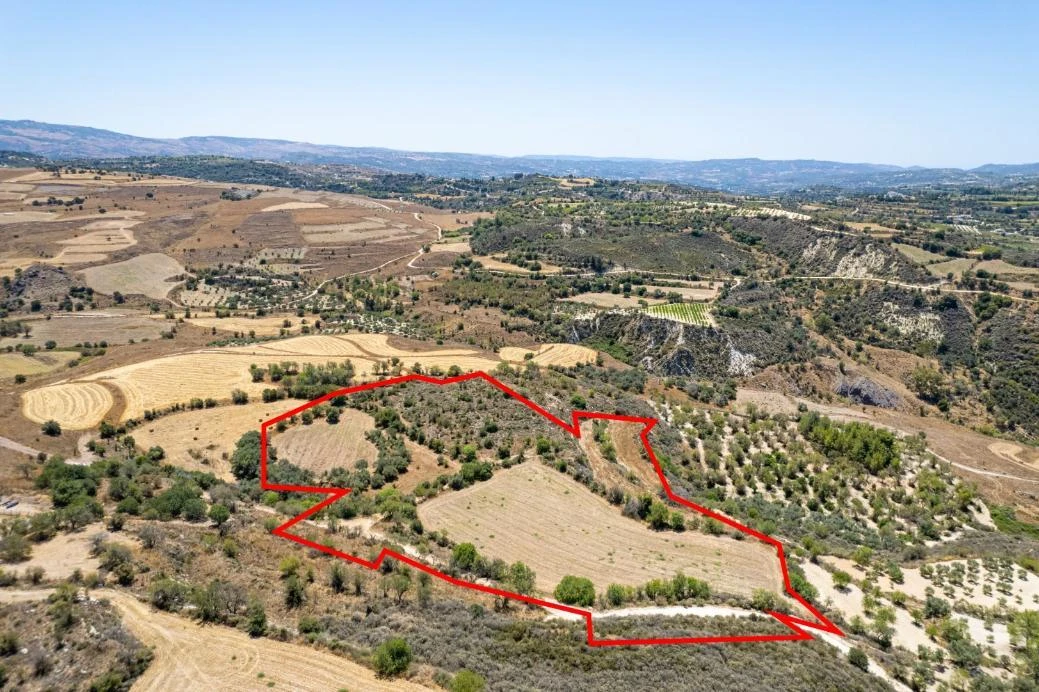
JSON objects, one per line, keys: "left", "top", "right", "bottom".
{"left": 21, "top": 382, "right": 114, "bottom": 429}
{"left": 16, "top": 524, "right": 104, "bottom": 579}
{"left": 274, "top": 409, "right": 377, "bottom": 474}
{"left": 180, "top": 315, "right": 300, "bottom": 336}
{"left": 0, "top": 350, "right": 78, "bottom": 379}
{"left": 499, "top": 343, "right": 597, "bottom": 367}
{"left": 132, "top": 401, "right": 300, "bottom": 479}
{"left": 928, "top": 258, "right": 975, "bottom": 278}
{"left": 105, "top": 591, "right": 430, "bottom": 692}
{"left": 564, "top": 292, "right": 666, "bottom": 308}
{"left": 80, "top": 253, "right": 186, "bottom": 299}
{"left": 0, "top": 311, "right": 170, "bottom": 347}
{"left": 974, "top": 259, "right": 1039, "bottom": 279}
{"left": 893, "top": 243, "right": 947, "bottom": 264}
{"left": 417, "top": 461, "right": 782, "bottom": 597}
{"left": 21, "top": 333, "right": 501, "bottom": 424}
{"left": 474, "top": 255, "right": 564, "bottom": 275}
{"left": 259, "top": 201, "right": 329, "bottom": 212}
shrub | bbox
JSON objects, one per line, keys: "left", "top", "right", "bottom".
{"left": 246, "top": 598, "right": 267, "bottom": 637}
{"left": 848, "top": 646, "right": 869, "bottom": 671}
{"left": 554, "top": 575, "right": 595, "bottom": 606}
{"left": 451, "top": 669, "right": 487, "bottom": 692}
{"left": 41, "top": 420, "right": 62, "bottom": 436}
{"left": 372, "top": 637, "right": 412, "bottom": 677}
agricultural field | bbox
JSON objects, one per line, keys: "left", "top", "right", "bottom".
{"left": 893, "top": 243, "right": 947, "bottom": 264}
{"left": 2, "top": 160, "right": 1039, "bottom": 691}
{"left": 417, "top": 461, "right": 785, "bottom": 598}
{"left": 273, "top": 409, "right": 378, "bottom": 475}
{"left": 0, "top": 349, "right": 78, "bottom": 379}
{"left": 564, "top": 291, "right": 667, "bottom": 308}
{"left": 80, "top": 252, "right": 187, "bottom": 299}
{"left": 21, "top": 381, "right": 114, "bottom": 428}
{"left": 498, "top": 342, "right": 598, "bottom": 367}
{"left": 105, "top": 591, "right": 430, "bottom": 692}
{"left": 926, "top": 257, "right": 976, "bottom": 278}
{"left": 643, "top": 302, "right": 713, "bottom": 326}
{"left": 0, "top": 311, "right": 171, "bottom": 347}
{"left": 132, "top": 401, "right": 300, "bottom": 479}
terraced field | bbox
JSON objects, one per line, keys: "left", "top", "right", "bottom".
{"left": 643, "top": 302, "right": 712, "bottom": 326}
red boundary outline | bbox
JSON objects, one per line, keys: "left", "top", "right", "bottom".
{"left": 259, "top": 371, "right": 843, "bottom": 646}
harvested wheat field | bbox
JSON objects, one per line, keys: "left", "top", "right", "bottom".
{"left": 0, "top": 350, "right": 78, "bottom": 379}
{"left": 133, "top": 402, "right": 300, "bottom": 479}
{"left": 80, "top": 253, "right": 186, "bottom": 299}
{"left": 21, "top": 382, "right": 114, "bottom": 429}
{"left": 499, "top": 343, "right": 597, "bottom": 367}
{"left": 0, "top": 311, "right": 170, "bottom": 347}
{"left": 274, "top": 409, "right": 378, "bottom": 474}
{"left": 418, "top": 461, "right": 783, "bottom": 598}
{"left": 259, "top": 201, "right": 329, "bottom": 212}
{"left": 104, "top": 591, "right": 430, "bottom": 692}
{"left": 22, "top": 334, "right": 500, "bottom": 424}
{"left": 181, "top": 315, "right": 300, "bottom": 336}
{"left": 564, "top": 292, "right": 665, "bottom": 308}
{"left": 474, "top": 255, "right": 563, "bottom": 275}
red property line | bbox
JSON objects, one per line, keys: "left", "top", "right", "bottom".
{"left": 259, "top": 371, "right": 843, "bottom": 646}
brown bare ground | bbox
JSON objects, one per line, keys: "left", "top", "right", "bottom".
{"left": 417, "top": 461, "right": 783, "bottom": 597}
{"left": 103, "top": 590, "right": 431, "bottom": 692}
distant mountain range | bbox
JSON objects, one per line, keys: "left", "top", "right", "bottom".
{"left": 3, "top": 119, "right": 1039, "bottom": 194}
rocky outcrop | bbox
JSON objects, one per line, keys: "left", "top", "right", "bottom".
{"left": 834, "top": 375, "right": 901, "bottom": 409}
{"left": 569, "top": 311, "right": 733, "bottom": 379}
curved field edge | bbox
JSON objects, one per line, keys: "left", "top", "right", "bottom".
{"left": 259, "top": 370, "right": 844, "bottom": 646}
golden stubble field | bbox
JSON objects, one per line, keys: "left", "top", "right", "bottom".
{"left": 417, "top": 461, "right": 784, "bottom": 598}
{"left": 19, "top": 333, "right": 596, "bottom": 430}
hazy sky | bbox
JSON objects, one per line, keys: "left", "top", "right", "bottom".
{"left": 4, "top": 1, "right": 1037, "bottom": 167}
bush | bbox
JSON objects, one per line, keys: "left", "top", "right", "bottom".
{"left": 372, "top": 637, "right": 412, "bottom": 677}
{"left": 848, "top": 646, "right": 869, "bottom": 671}
{"left": 41, "top": 420, "right": 62, "bottom": 436}
{"left": 246, "top": 598, "right": 267, "bottom": 637}
{"left": 451, "top": 669, "right": 487, "bottom": 692}
{"left": 554, "top": 575, "right": 595, "bottom": 606}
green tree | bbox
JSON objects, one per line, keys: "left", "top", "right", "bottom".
{"left": 231, "top": 431, "right": 261, "bottom": 480}
{"left": 372, "top": 637, "right": 412, "bottom": 677}
{"left": 245, "top": 598, "right": 266, "bottom": 637}
{"left": 554, "top": 575, "right": 595, "bottom": 606}
{"left": 208, "top": 504, "right": 230, "bottom": 533}
{"left": 451, "top": 542, "right": 478, "bottom": 571}
{"left": 506, "top": 562, "right": 535, "bottom": 596}
{"left": 41, "top": 420, "right": 62, "bottom": 437}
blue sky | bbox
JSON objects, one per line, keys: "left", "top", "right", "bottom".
{"left": 3, "top": 1, "right": 1037, "bottom": 167}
